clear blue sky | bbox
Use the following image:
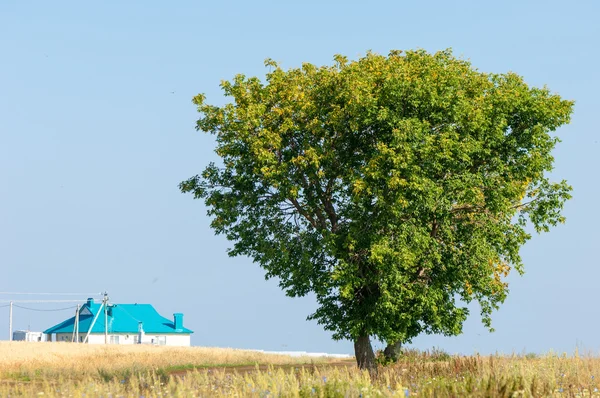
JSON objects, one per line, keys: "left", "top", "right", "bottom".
{"left": 0, "top": 0, "right": 597, "bottom": 355}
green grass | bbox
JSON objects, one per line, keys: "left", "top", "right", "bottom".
{"left": 3, "top": 348, "right": 600, "bottom": 396}
{"left": 161, "top": 361, "right": 274, "bottom": 372}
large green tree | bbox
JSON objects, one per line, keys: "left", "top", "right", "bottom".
{"left": 180, "top": 50, "right": 573, "bottom": 371}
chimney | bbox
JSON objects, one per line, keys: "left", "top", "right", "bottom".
{"left": 86, "top": 298, "right": 94, "bottom": 307}
{"left": 173, "top": 313, "right": 183, "bottom": 330}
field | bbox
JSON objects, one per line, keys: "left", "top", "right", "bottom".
{"left": 1, "top": 342, "right": 599, "bottom": 397}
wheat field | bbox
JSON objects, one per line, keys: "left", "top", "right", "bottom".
{"left": 2, "top": 342, "right": 600, "bottom": 397}
{"left": 0, "top": 341, "right": 329, "bottom": 380}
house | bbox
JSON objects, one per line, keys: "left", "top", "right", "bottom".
{"left": 43, "top": 298, "right": 193, "bottom": 346}
{"left": 13, "top": 330, "right": 46, "bottom": 342}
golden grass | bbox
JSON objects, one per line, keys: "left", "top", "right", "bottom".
{"left": 0, "top": 341, "right": 329, "bottom": 380}
{"left": 3, "top": 343, "right": 600, "bottom": 397}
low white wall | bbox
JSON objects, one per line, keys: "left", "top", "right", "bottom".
{"left": 252, "top": 350, "right": 353, "bottom": 358}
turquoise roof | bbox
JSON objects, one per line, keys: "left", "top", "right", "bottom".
{"left": 44, "top": 299, "right": 193, "bottom": 334}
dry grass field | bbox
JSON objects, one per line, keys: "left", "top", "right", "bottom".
{"left": 0, "top": 341, "right": 330, "bottom": 380}
{"left": 1, "top": 342, "right": 600, "bottom": 397}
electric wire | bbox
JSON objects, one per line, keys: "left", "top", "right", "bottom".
{"left": 0, "top": 300, "right": 87, "bottom": 303}
{"left": 117, "top": 305, "right": 141, "bottom": 322}
{"left": 0, "top": 299, "right": 86, "bottom": 303}
{"left": 12, "top": 304, "right": 77, "bottom": 312}
{"left": 0, "top": 292, "right": 101, "bottom": 296}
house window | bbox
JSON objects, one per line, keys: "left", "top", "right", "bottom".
{"left": 109, "top": 335, "right": 120, "bottom": 344}
{"left": 157, "top": 336, "right": 166, "bottom": 346}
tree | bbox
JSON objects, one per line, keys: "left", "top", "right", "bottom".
{"left": 180, "top": 49, "right": 573, "bottom": 371}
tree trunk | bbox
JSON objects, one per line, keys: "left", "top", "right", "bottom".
{"left": 383, "top": 341, "right": 402, "bottom": 362}
{"left": 354, "top": 334, "right": 377, "bottom": 373}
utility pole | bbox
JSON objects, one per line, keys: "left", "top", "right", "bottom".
{"left": 8, "top": 301, "right": 13, "bottom": 341}
{"left": 103, "top": 292, "right": 108, "bottom": 344}
{"left": 75, "top": 304, "right": 80, "bottom": 343}
{"left": 72, "top": 304, "right": 80, "bottom": 343}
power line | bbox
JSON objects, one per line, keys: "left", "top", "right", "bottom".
{"left": 0, "top": 304, "right": 10, "bottom": 309}
{"left": 0, "top": 292, "right": 101, "bottom": 296}
{"left": 118, "top": 305, "right": 141, "bottom": 322}
{"left": 0, "top": 300, "right": 86, "bottom": 303}
{"left": 12, "top": 304, "right": 76, "bottom": 312}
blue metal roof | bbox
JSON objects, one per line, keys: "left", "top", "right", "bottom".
{"left": 44, "top": 299, "right": 193, "bottom": 334}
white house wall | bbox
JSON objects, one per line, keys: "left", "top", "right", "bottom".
{"left": 164, "top": 334, "right": 190, "bottom": 347}
{"left": 54, "top": 333, "right": 105, "bottom": 343}
{"left": 53, "top": 333, "right": 190, "bottom": 346}
{"left": 139, "top": 333, "right": 191, "bottom": 346}
{"left": 55, "top": 333, "right": 76, "bottom": 342}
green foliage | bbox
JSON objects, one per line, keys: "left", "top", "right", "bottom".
{"left": 181, "top": 49, "right": 573, "bottom": 347}
{"left": 378, "top": 347, "right": 452, "bottom": 366}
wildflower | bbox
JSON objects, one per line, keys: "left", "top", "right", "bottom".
{"left": 558, "top": 388, "right": 563, "bottom": 393}
{"left": 322, "top": 376, "right": 327, "bottom": 383}
{"left": 405, "top": 388, "right": 410, "bottom": 397}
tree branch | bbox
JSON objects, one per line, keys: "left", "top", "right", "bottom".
{"left": 288, "top": 197, "right": 319, "bottom": 230}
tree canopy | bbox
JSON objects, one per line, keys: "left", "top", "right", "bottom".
{"left": 181, "top": 49, "right": 573, "bottom": 369}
